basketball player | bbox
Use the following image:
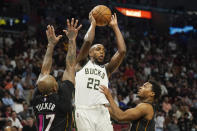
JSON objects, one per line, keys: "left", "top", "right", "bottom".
{"left": 74, "top": 13, "right": 126, "bottom": 131}
{"left": 100, "top": 81, "right": 161, "bottom": 131}
{"left": 32, "top": 18, "right": 82, "bottom": 131}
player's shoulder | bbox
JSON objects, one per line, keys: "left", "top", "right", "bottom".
{"left": 137, "top": 103, "right": 154, "bottom": 113}
{"left": 138, "top": 103, "right": 155, "bottom": 120}
{"left": 138, "top": 102, "right": 153, "bottom": 108}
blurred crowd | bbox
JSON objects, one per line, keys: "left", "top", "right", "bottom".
{"left": 0, "top": 0, "right": 197, "bottom": 131}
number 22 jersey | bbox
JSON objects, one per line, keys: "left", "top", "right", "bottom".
{"left": 32, "top": 80, "right": 74, "bottom": 131}
{"left": 75, "top": 60, "right": 109, "bottom": 106}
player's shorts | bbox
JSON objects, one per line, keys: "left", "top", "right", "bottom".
{"left": 75, "top": 105, "right": 113, "bottom": 131}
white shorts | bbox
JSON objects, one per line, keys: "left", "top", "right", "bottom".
{"left": 75, "top": 105, "right": 113, "bottom": 131}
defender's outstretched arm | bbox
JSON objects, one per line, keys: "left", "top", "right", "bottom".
{"left": 62, "top": 18, "right": 82, "bottom": 84}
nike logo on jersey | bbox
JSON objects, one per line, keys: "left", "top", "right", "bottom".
{"left": 36, "top": 103, "right": 56, "bottom": 112}
{"left": 85, "top": 68, "right": 105, "bottom": 79}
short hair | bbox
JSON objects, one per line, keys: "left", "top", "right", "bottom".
{"left": 26, "top": 116, "right": 33, "bottom": 121}
{"left": 11, "top": 111, "right": 16, "bottom": 114}
{"left": 149, "top": 80, "right": 161, "bottom": 100}
{"left": 89, "top": 44, "right": 104, "bottom": 55}
{"left": 37, "top": 75, "right": 57, "bottom": 95}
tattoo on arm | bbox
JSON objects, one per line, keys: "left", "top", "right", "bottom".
{"left": 106, "top": 27, "right": 126, "bottom": 77}
{"left": 66, "top": 39, "right": 76, "bottom": 67}
{"left": 41, "top": 44, "right": 55, "bottom": 75}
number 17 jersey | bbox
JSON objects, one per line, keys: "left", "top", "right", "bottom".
{"left": 75, "top": 60, "right": 109, "bottom": 106}
{"left": 32, "top": 80, "right": 74, "bottom": 131}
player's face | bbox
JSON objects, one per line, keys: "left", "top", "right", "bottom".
{"left": 23, "top": 104, "right": 28, "bottom": 110}
{"left": 137, "top": 82, "right": 153, "bottom": 98}
{"left": 93, "top": 44, "right": 105, "bottom": 62}
{"left": 27, "top": 118, "right": 34, "bottom": 126}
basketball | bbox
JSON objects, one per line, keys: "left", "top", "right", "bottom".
{"left": 91, "top": 5, "right": 112, "bottom": 26}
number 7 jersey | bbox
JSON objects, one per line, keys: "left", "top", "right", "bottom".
{"left": 75, "top": 60, "right": 109, "bottom": 106}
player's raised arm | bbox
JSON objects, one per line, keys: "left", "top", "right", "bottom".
{"left": 37, "top": 25, "right": 62, "bottom": 84}
{"left": 62, "top": 18, "right": 82, "bottom": 84}
{"left": 100, "top": 85, "right": 151, "bottom": 121}
{"left": 105, "top": 13, "right": 126, "bottom": 77}
{"left": 76, "top": 12, "right": 96, "bottom": 66}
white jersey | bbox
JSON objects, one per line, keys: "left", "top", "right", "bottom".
{"left": 75, "top": 60, "right": 109, "bottom": 106}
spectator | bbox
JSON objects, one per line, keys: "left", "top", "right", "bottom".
{"left": 178, "top": 113, "right": 193, "bottom": 131}
{"left": 166, "top": 116, "right": 180, "bottom": 131}
{"left": 2, "top": 91, "right": 14, "bottom": 107}
{"left": 155, "top": 111, "right": 165, "bottom": 131}
{"left": 144, "top": 63, "right": 151, "bottom": 77}
{"left": 12, "top": 88, "right": 25, "bottom": 104}
{"left": 126, "top": 91, "right": 136, "bottom": 108}
{"left": 159, "top": 81, "right": 168, "bottom": 96}
{"left": 0, "top": 110, "right": 8, "bottom": 130}
{"left": 4, "top": 106, "right": 12, "bottom": 118}
{"left": 18, "top": 103, "right": 32, "bottom": 125}
{"left": 117, "top": 94, "right": 128, "bottom": 110}
{"left": 8, "top": 111, "right": 23, "bottom": 131}
{"left": 162, "top": 96, "right": 172, "bottom": 115}
{"left": 12, "top": 89, "right": 24, "bottom": 114}
{"left": 9, "top": 76, "right": 24, "bottom": 99}
{"left": 4, "top": 120, "right": 12, "bottom": 129}
{"left": 22, "top": 117, "right": 36, "bottom": 131}
{"left": 123, "top": 64, "right": 135, "bottom": 79}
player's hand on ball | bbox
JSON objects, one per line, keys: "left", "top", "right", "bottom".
{"left": 89, "top": 12, "right": 96, "bottom": 27}
{"left": 109, "top": 13, "right": 118, "bottom": 28}
{"left": 99, "top": 85, "right": 111, "bottom": 100}
{"left": 46, "top": 25, "right": 62, "bottom": 45}
{"left": 63, "top": 18, "right": 82, "bottom": 40}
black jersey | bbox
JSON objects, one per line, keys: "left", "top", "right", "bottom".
{"left": 32, "top": 80, "right": 74, "bottom": 131}
{"left": 130, "top": 103, "right": 155, "bottom": 131}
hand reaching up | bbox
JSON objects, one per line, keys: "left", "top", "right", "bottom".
{"left": 109, "top": 13, "right": 118, "bottom": 28}
{"left": 63, "top": 18, "right": 82, "bottom": 40}
{"left": 89, "top": 11, "right": 96, "bottom": 27}
{"left": 46, "top": 25, "right": 62, "bottom": 45}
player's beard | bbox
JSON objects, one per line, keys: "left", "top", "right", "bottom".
{"left": 94, "top": 58, "right": 104, "bottom": 65}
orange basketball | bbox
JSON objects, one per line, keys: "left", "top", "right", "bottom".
{"left": 91, "top": 5, "right": 112, "bottom": 26}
